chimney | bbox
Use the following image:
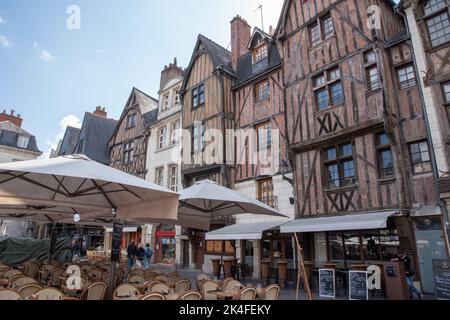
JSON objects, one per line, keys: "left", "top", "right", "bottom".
{"left": 0, "top": 109, "right": 23, "bottom": 127}
{"left": 160, "top": 57, "right": 184, "bottom": 92}
{"left": 231, "top": 15, "right": 251, "bottom": 71}
{"left": 93, "top": 106, "right": 107, "bottom": 118}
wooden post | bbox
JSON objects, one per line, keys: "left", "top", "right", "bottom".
{"left": 294, "top": 233, "right": 313, "bottom": 300}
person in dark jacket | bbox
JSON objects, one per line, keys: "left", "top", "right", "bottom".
{"left": 392, "top": 249, "right": 423, "bottom": 300}
{"left": 136, "top": 243, "right": 146, "bottom": 267}
{"left": 127, "top": 240, "right": 137, "bottom": 270}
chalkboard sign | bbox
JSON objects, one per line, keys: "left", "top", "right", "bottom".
{"left": 349, "top": 271, "right": 368, "bottom": 300}
{"left": 319, "top": 269, "right": 335, "bottom": 298}
{"left": 111, "top": 222, "right": 124, "bottom": 262}
{"left": 433, "top": 259, "right": 450, "bottom": 300}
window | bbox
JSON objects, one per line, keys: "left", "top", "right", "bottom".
{"left": 168, "top": 165, "right": 178, "bottom": 191}
{"left": 171, "top": 121, "right": 180, "bottom": 145}
{"left": 364, "top": 50, "right": 380, "bottom": 91}
{"left": 257, "top": 178, "right": 275, "bottom": 208}
{"left": 424, "top": 0, "right": 450, "bottom": 47}
{"left": 256, "top": 122, "right": 272, "bottom": 151}
{"left": 155, "top": 167, "right": 164, "bottom": 186}
{"left": 123, "top": 140, "right": 135, "bottom": 164}
{"left": 192, "top": 84, "right": 205, "bottom": 109}
{"left": 409, "top": 141, "right": 432, "bottom": 174}
{"left": 126, "top": 113, "right": 137, "bottom": 129}
{"left": 162, "top": 94, "right": 170, "bottom": 111}
{"left": 443, "top": 82, "right": 450, "bottom": 103}
{"left": 255, "top": 80, "right": 270, "bottom": 102}
{"left": 17, "top": 135, "right": 29, "bottom": 149}
{"left": 309, "top": 14, "right": 334, "bottom": 46}
{"left": 396, "top": 64, "right": 417, "bottom": 90}
{"left": 159, "top": 126, "right": 167, "bottom": 149}
{"left": 324, "top": 142, "right": 356, "bottom": 189}
{"left": 253, "top": 44, "right": 268, "bottom": 63}
{"left": 376, "top": 132, "right": 394, "bottom": 178}
{"left": 313, "top": 67, "right": 344, "bottom": 110}
{"left": 192, "top": 122, "right": 205, "bottom": 154}
{"left": 174, "top": 89, "right": 180, "bottom": 105}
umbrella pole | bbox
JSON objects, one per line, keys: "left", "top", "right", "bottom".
{"left": 47, "top": 222, "right": 56, "bottom": 264}
{"left": 108, "top": 260, "right": 117, "bottom": 300}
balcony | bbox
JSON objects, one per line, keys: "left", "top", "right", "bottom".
{"left": 257, "top": 195, "right": 279, "bottom": 210}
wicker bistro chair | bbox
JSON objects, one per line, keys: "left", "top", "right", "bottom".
{"left": 201, "top": 280, "right": 220, "bottom": 301}
{"left": 224, "top": 280, "right": 242, "bottom": 293}
{"left": 3, "top": 269, "right": 23, "bottom": 279}
{"left": 130, "top": 268, "right": 145, "bottom": 277}
{"left": 35, "top": 288, "right": 64, "bottom": 300}
{"left": 113, "top": 284, "right": 140, "bottom": 300}
{"left": 261, "top": 284, "right": 280, "bottom": 300}
{"left": 88, "top": 268, "right": 103, "bottom": 282}
{"left": 49, "top": 268, "right": 65, "bottom": 287}
{"left": 140, "top": 293, "right": 166, "bottom": 300}
{"left": 174, "top": 279, "right": 191, "bottom": 293}
{"left": 150, "top": 283, "right": 171, "bottom": 295}
{"left": 129, "top": 275, "right": 145, "bottom": 285}
{"left": 8, "top": 274, "right": 25, "bottom": 284}
{"left": 10, "top": 276, "right": 38, "bottom": 289}
{"left": 167, "top": 272, "right": 180, "bottom": 284}
{"left": 143, "top": 281, "right": 163, "bottom": 294}
{"left": 80, "top": 281, "right": 107, "bottom": 300}
{"left": 155, "top": 275, "right": 168, "bottom": 283}
{"left": 220, "top": 278, "right": 234, "bottom": 291}
{"left": 178, "top": 291, "right": 203, "bottom": 300}
{"left": 234, "top": 287, "right": 257, "bottom": 301}
{"left": 60, "top": 296, "right": 80, "bottom": 300}
{"left": 18, "top": 284, "right": 42, "bottom": 299}
{"left": 80, "top": 265, "right": 92, "bottom": 274}
{"left": 38, "top": 265, "right": 54, "bottom": 284}
{"left": 24, "top": 262, "right": 40, "bottom": 280}
{"left": 195, "top": 273, "right": 210, "bottom": 291}
{"left": 0, "top": 289, "right": 21, "bottom": 300}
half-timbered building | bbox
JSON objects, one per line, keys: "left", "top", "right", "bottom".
{"left": 276, "top": 0, "right": 448, "bottom": 293}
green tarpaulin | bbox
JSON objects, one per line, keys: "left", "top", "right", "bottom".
{"left": 0, "top": 237, "right": 72, "bottom": 266}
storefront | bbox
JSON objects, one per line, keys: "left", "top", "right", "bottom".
{"left": 153, "top": 224, "right": 176, "bottom": 264}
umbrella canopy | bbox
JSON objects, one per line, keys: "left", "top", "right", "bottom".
{"left": 0, "top": 155, "right": 179, "bottom": 225}
{"left": 177, "top": 180, "right": 287, "bottom": 231}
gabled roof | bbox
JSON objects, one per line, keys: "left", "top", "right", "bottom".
{"left": 143, "top": 109, "right": 159, "bottom": 128}
{"left": 181, "top": 34, "right": 235, "bottom": 92}
{"left": 247, "top": 27, "right": 273, "bottom": 50}
{"left": 0, "top": 129, "right": 41, "bottom": 153}
{"left": 124, "top": 87, "right": 159, "bottom": 115}
{"left": 57, "top": 126, "right": 80, "bottom": 156}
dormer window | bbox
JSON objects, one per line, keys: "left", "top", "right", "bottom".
{"left": 162, "top": 94, "right": 170, "bottom": 111}
{"left": 253, "top": 44, "right": 268, "bottom": 64}
{"left": 174, "top": 89, "right": 180, "bottom": 106}
{"left": 126, "top": 113, "right": 137, "bottom": 129}
{"left": 17, "top": 135, "right": 29, "bottom": 149}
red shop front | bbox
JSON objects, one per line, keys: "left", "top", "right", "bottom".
{"left": 154, "top": 225, "right": 176, "bottom": 264}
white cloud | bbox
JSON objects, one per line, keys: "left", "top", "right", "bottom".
{"left": 43, "top": 114, "right": 82, "bottom": 159}
{"left": 0, "top": 35, "right": 11, "bottom": 47}
{"left": 93, "top": 49, "right": 102, "bottom": 55}
{"left": 33, "top": 42, "right": 55, "bottom": 62}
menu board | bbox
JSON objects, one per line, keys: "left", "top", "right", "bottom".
{"left": 433, "top": 259, "right": 450, "bottom": 300}
{"left": 319, "top": 269, "right": 335, "bottom": 298}
{"left": 111, "top": 222, "right": 123, "bottom": 262}
{"left": 349, "top": 271, "right": 368, "bottom": 300}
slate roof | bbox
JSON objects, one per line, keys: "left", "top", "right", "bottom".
{"left": 0, "top": 128, "right": 41, "bottom": 153}
{"left": 143, "top": 109, "right": 159, "bottom": 128}
{"left": 57, "top": 126, "right": 80, "bottom": 156}
{"left": 75, "top": 113, "right": 118, "bottom": 165}
{"left": 181, "top": 34, "right": 235, "bottom": 92}
{"left": 126, "top": 87, "right": 159, "bottom": 115}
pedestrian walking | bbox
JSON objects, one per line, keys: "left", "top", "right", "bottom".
{"left": 136, "top": 243, "right": 146, "bottom": 268}
{"left": 392, "top": 249, "right": 423, "bottom": 300}
{"left": 144, "top": 243, "right": 154, "bottom": 269}
{"left": 127, "top": 240, "right": 137, "bottom": 271}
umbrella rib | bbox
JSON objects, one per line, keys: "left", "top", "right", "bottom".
{"left": 0, "top": 172, "right": 28, "bottom": 185}
{"left": 74, "top": 179, "right": 88, "bottom": 194}
{"left": 72, "top": 183, "right": 113, "bottom": 197}
{"left": 91, "top": 180, "right": 116, "bottom": 210}
{"left": 51, "top": 175, "right": 71, "bottom": 199}
{"left": 6, "top": 174, "right": 69, "bottom": 197}
{"left": 118, "top": 184, "right": 142, "bottom": 199}
{"left": 179, "top": 202, "right": 210, "bottom": 213}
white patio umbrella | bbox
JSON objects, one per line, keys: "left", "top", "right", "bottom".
{"left": 0, "top": 155, "right": 179, "bottom": 224}
{"left": 176, "top": 180, "right": 287, "bottom": 231}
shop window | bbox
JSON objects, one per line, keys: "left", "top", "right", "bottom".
{"left": 313, "top": 67, "right": 343, "bottom": 110}
{"left": 344, "top": 233, "right": 362, "bottom": 262}
{"left": 396, "top": 64, "right": 417, "bottom": 90}
{"left": 328, "top": 233, "right": 344, "bottom": 261}
{"left": 262, "top": 240, "right": 271, "bottom": 260}
{"left": 324, "top": 142, "right": 356, "bottom": 189}
{"left": 379, "top": 230, "right": 400, "bottom": 261}
{"left": 409, "top": 140, "right": 432, "bottom": 174}
{"left": 376, "top": 132, "right": 394, "bottom": 178}
{"left": 423, "top": 0, "right": 450, "bottom": 47}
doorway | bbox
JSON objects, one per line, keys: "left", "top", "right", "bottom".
{"left": 183, "top": 240, "right": 190, "bottom": 269}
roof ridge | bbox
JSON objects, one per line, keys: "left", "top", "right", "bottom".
{"left": 133, "top": 87, "right": 158, "bottom": 102}
{"left": 199, "top": 34, "right": 231, "bottom": 54}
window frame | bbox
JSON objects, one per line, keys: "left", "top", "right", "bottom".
{"left": 375, "top": 132, "right": 395, "bottom": 179}
{"left": 155, "top": 167, "right": 164, "bottom": 186}
{"left": 364, "top": 50, "right": 381, "bottom": 92}
{"left": 396, "top": 63, "right": 417, "bottom": 90}
{"left": 323, "top": 142, "right": 357, "bottom": 189}
{"left": 408, "top": 140, "right": 432, "bottom": 175}
{"left": 123, "top": 140, "right": 135, "bottom": 164}
{"left": 171, "top": 121, "right": 180, "bottom": 145}
{"left": 191, "top": 83, "right": 205, "bottom": 110}
{"left": 313, "top": 66, "right": 344, "bottom": 111}
{"left": 126, "top": 113, "right": 137, "bottom": 129}
{"left": 168, "top": 165, "right": 178, "bottom": 192}
{"left": 158, "top": 126, "right": 167, "bottom": 149}
{"left": 423, "top": 0, "right": 450, "bottom": 48}
{"left": 256, "top": 121, "right": 272, "bottom": 152}
{"left": 257, "top": 178, "right": 275, "bottom": 208}
{"left": 255, "top": 80, "right": 270, "bottom": 102}
{"left": 308, "top": 13, "right": 335, "bottom": 47}
{"left": 192, "top": 122, "right": 205, "bottom": 155}
{"left": 253, "top": 43, "right": 268, "bottom": 64}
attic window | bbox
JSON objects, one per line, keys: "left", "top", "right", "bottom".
{"left": 253, "top": 44, "right": 268, "bottom": 64}
{"left": 126, "top": 113, "right": 137, "bottom": 129}
{"left": 17, "top": 135, "right": 29, "bottom": 149}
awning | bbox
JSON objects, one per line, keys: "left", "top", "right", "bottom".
{"left": 205, "top": 220, "right": 291, "bottom": 240}
{"left": 410, "top": 205, "right": 442, "bottom": 217}
{"left": 106, "top": 227, "right": 138, "bottom": 233}
{"left": 280, "top": 211, "right": 398, "bottom": 234}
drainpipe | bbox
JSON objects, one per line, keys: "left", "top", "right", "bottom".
{"left": 396, "top": 5, "right": 450, "bottom": 257}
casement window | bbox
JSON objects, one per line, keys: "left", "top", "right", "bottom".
{"left": 257, "top": 178, "right": 275, "bottom": 208}
{"left": 253, "top": 44, "right": 268, "bottom": 63}
{"left": 16, "top": 135, "right": 29, "bottom": 149}
{"left": 256, "top": 122, "right": 272, "bottom": 151}
{"left": 158, "top": 126, "right": 167, "bottom": 149}
{"left": 409, "top": 140, "right": 432, "bottom": 174}
{"left": 192, "top": 122, "right": 205, "bottom": 154}
{"left": 423, "top": 0, "right": 450, "bottom": 47}
{"left": 364, "top": 50, "right": 380, "bottom": 91}
{"left": 324, "top": 142, "right": 356, "bottom": 189}
{"left": 155, "top": 167, "right": 164, "bottom": 186}
{"left": 313, "top": 67, "right": 344, "bottom": 110}
{"left": 309, "top": 14, "right": 334, "bottom": 47}
{"left": 123, "top": 140, "right": 135, "bottom": 164}
{"left": 126, "top": 113, "right": 137, "bottom": 129}
{"left": 192, "top": 84, "right": 205, "bottom": 109}
{"left": 174, "top": 89, "right": 180, "bottom": 106}
{"left": 168, "top": 165, "right": 178, "bottom": 192}
{"left": 162, "top": 94, "right": 170, "bottom": 111}
{"left": 255, "top": 80, "right": 270, "bottom": 102}
{"left": 171, "top": 121, "right": 180, "bottom": 145}
{"left": 396, "top": 64, "right": 417, "bottom": 90}
{"left": 376, "top": 132, "right": 394, "bottom": 178}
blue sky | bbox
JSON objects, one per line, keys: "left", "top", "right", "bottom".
{"left": 0, "top": 0, "right": 284, "bottom": 157}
